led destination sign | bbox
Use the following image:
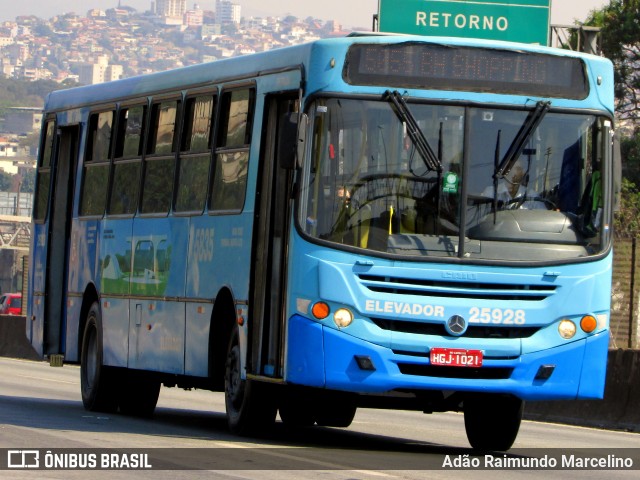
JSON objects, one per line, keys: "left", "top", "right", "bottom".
{"left": 344, "top": 43, "right": 588, "bottom": 99}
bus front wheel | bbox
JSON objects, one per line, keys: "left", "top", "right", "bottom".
{"left": 224, "top": 328, "right": 277, "bottom": 435}
{"left": 279, "top": 392, "right": 316, "bottom": 427}
{"left": 464, "top": 394, "right": 523, "bottom": 451}
{"left": 315, "top": 403, "right": 357, "bottom": 428}
{"left": 118, "top": 371, "right": 160, "bottom": 417}
{"left": 80, "top": 302, "right": 119, "bottom": 413}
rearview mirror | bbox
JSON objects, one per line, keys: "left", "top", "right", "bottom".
{"left": 278, "top": 112, "right": 307, "bottom": 170}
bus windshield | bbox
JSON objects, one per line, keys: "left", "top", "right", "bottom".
{"left": 298, "top": 97, "right": 610, "bottom": 262}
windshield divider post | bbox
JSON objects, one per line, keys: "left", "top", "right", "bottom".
{"left": 458, "top": 107, "right": 472, "bottom": 258}
{"left": 436, "top": 121, "right": 444, "bottom": 234}
{"left": 493, "top": 130, "right": 501, "bottom": 224}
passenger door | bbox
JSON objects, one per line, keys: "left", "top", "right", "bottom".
{"left": 30, "top": 124, "right": 80, "bottom": 357}
{"left": 249, "top": 93, "right": 299, "bottom": 378}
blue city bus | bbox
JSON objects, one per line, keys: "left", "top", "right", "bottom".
{"left": 27, "top": 33, "right": 616, "bottom": 451}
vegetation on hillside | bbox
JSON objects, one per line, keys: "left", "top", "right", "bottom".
{"left": 0, "top": 76, "right": 64, "bottom": 109}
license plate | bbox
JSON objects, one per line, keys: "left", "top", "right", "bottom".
{"left": 430, "top": 348, "right": 483, "bottom": 367}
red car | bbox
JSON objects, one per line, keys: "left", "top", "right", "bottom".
{"left": 0, "top": 293, "right": 22, "bottom": 315}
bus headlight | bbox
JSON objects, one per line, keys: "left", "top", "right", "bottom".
{"left": 333, "top": 308, "right": 353, "bottom": 328}
{"left": 558, "top": 319, "right": 577, "bottom": 339}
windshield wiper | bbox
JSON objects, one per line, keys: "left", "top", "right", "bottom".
{"left": 495, "top": 100, "right": 550, "bottom": 179}
{"left": 385, "top": 90, "right": 443, "bottom": 174}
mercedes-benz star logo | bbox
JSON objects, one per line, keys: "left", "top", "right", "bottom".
{"left": 446, "top": 315, "right": 467, "bottom": 336}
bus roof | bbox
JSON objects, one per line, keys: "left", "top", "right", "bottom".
{"left": 44, "top": 33, "right": 613, "bottom": 113}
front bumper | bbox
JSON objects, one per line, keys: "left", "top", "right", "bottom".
{"left": 286, "top": 314, "right": 608, "bottom": 401}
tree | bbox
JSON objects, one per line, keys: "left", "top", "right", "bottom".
{"left": 615, "top": 178, "right": 640, "bottom": 238}
{"left": 0, "top": 77, "right": 63, "bottom": 109}
{"left": 585, "top": 0, "right": 640, "bottom": 126}
{"left": 621, "top": 133, "right": 640, "bottom": 185}
{"left": 19, "top": 169, "right": 35, "bottom": 194}
{"left": 0, "top": 171, "right": 12, "bottom": 191}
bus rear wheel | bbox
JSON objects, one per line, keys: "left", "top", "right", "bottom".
{"left": 80, "top": 302, "right": 119, "bottom": 413}
{"left": 224, "top": 328, "right": 277, "bottom": 435}
{"left": 464, "top": 394, "right": 523, "bottom": 451}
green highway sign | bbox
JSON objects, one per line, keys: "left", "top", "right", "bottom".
{"left": 378, "top": 0, "right": 551, "bottom": 46}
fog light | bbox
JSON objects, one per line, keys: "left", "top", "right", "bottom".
{"left": 535, "top": 364, "right": 555, "bottom": 380}
{"left": 355, "top": 355, "right": 376, "bottom": 371}
{"left": 312, "top": 302, "right": 330, "bottom": 320}
{"left": 580, "top": 315, "right": 597, "bottom": 333}
{"left": 558, "top": 319, "right": 577, "bottom": 339}
{"left": 333, "top": 308, "right": 353, "bottom": 328}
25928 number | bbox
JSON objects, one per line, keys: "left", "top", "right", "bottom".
{"left": 468, "top": 307, "right": 526, "bottom": 325}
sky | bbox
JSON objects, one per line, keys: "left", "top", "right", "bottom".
{"left": 0, "top": 1, "right": 611, "bottom": 28}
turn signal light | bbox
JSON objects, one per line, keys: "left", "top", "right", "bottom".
{"left": 312, "top": 302, "right": 330, "bottom": 319}
{"left": 580, "top": 315, "right": 598, "bottom": 333}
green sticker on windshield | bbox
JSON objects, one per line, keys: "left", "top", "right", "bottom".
{"left": 443, "top": 172, "right": 459, "bottom": 194}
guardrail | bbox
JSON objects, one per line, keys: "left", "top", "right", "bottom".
{"left": 525, "top": 349, "right": 640, "bottom": 432}
{"left": 0, "top": 315, "right": 38, "bottom": 360}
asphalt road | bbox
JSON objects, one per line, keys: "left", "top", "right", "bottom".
{"left": 0, "top": 357, "right": 638, "bottom": 479}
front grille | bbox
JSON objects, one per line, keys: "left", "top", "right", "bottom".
{"left": 358, "top": 274, "right": 556, "bottom": 301}
{"left": 398, "top": 363, "right": 514, "bottom": 380}
{"left": 392, "top": 350, "right": 519, "bottom": 361}
{"left": 372, "top": 318, "right": 541, "bottom": 339}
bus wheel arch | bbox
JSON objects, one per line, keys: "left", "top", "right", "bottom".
{"left": 209, "top": 287, "right": 237, "bottom": 391}
{"left": 77, "top": 284, "right": 99, "bottom": 363}
{"left": 80, "top": 300, "right": 119, "bottom": 412}
{"left": 208, "top": 287, "right": 277, "bottom": 434}
{"left": 224, "top": 325, "right": 277, "bottom": 434}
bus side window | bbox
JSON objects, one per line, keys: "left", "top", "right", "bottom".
{"left": 34, "top": 119, "right": 56, "bottom": 221}
{"left": 109, "top": 104, "right": 146, "bottom": 216}
{"left": 80, "top": 111, "right": 113, "bottom": 217}
{"left": 210, "top": 87, "right": 255, "bottom": 213}
{"left": 175, "top": 94, "right": 216, "bottom": 213}
{"left": 141, "top": 99, "right": 180, "bottom": 215}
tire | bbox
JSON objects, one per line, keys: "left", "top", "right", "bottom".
{"left": 315, "top": 403, "right": 357, "bottom": 428}
{"left": 118, "top": 370, "right": 160, "bottom": 417}
{"left": 279, "top": 388, "right": 357, "bottom": 428}
{"left": 464, "top": 394, "right": 523, "bottom": 451}
{"left": 279, "top": 394, "right": 316, "bottom": 427}
{"left": 225, "top": 328, "right": 277, "bottom": 435}
{"left": 80, "top": 302, "right": 119, "bottom": 413}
